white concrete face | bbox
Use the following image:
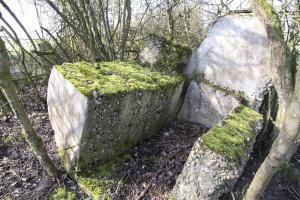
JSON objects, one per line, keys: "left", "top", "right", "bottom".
{"left": 47, "top": 67, "right": 88, "bottom": 169}
{"left": 179, "top": 14, "right": 271, "bottom": 127}
{"left": 178, "top": 81, "right": 240, "bottom": 127}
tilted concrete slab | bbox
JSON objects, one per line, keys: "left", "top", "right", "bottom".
{"left": 179, "top": 14, "right": 271, "bottom": 127}
{"left": 173, "top": 105, "right": 263, "bottom": 200}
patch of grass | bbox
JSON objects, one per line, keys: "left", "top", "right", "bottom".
{"left": 77, "top": 154, "right": 132, "bottom": 199}
{"left": 1, "top": 135, "right": 18, "bottom": 145}
{"left": 56, "top": 61, "right": 183, "bottom": 96}
{"left": 278, "top": 161, "right": 300, "bottom": 184}
{"left": 203, "top": 105, "right": 262, "bottom": 163}
{"left": 50, "top": 187, "right": 76, "bottom": 200}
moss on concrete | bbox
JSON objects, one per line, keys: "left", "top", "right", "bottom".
{"left": 195, "top": 77, "right": 249, "bottom": 105}
{"left": 50, "top": 187, "right": 76, "bottom": 200}
{"left": 154, "top": 42, "right": 192, "bottom": 74}
{"left": 56, "top": 61, "right": 183, "bottom": 96}
{"left": 256, "top": 0, "right": 295, "bottom": 95}
{"left": 147, "top": 35, "right": 192, "bottom": 74}
{"left": 203, "top": 105, "right": 262, "bottom": 163}
{"left": 256, "top": 0, "right": 284, "bottom": 39}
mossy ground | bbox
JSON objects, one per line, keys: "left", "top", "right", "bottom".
{"left": 203, "top": 105, "right": 262, "bottom": 163}
{"left": 1, "top": 135, "right": 19, "bottom": 145}
{"left": 56, "top": 61, "right": 183, "bottom": 96}
{"left": 76, "top": 154, "right": 132, "bottom": 199}
{"left": 50, "top": 187, "right": 76, "bottom": 200}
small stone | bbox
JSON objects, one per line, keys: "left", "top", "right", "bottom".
{"left": 163, "top": 132, "right": 170, "bottom": 137}
{"left": 95, "top": 100, "right": 101, "bottom": 105}
{"left": 167, "top": 171, "right": 173, "bottom": 176}
{"left": 93, "top": 91, "right": 97, "bottom": 98}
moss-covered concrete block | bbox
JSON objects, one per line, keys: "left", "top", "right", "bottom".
{"left": 139, "top": 34, "right": 192, "bottom": 75}
{"left": 47, "top": 61, "right": 185, "bottom": 171}
{"left": 173, "top": 105, "right": 262, "bottom": 200}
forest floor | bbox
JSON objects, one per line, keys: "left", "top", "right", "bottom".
{"left": 0, "top": 84, "right": 299, "bottom": 200}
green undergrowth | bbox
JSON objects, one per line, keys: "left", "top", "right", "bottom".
{"left": 50, "top": 187, "right": 76, "bottom": 200}
{"left": 203, "top": 105, "right": 262, "bottom": 164}
{"left": 1, "top": 135, "right": 19, "bottom": 145}
{"left": 56, "top": 61, "right": 183, "bottom": 96}
{"left": 76, "top": 154, "right": 132, "bottom": 199}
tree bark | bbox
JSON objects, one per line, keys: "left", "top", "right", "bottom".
{"left": 244, "top": 57, "right": 300, "bottom": 200}
{"left": 244, "top": 1, "right": 300, "bottom": 199}
{"left": 0, "top": 39, "right": 59, "bottom": 177}
{"left": 120, "top": 0, "right": 131, "bottom": 61}
{"left": 251, "top": 0, "right": 294, "bottom": 139}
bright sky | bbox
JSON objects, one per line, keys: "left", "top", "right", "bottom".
{"left": 0, "top": 0, "right": 50, "bottom": 40}
{"left": 0, "top": 0, "right": 283, "bottom": 42}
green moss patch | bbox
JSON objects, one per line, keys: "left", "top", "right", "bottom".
{"left": 76, "top": 154, "right": 132, "bottom": 199}
{"left": 256, "top": 0, "right": 283, "bottom": 39}
{"left": 154, "top": 42, "right": 192, "bottom": 74}
{"left": 203, "top": 105, "right": 262, "bottom": 163}
{"left": 56, "top": 61, "right": 183, "bottom": 96}
{"left": 50, "top": 187, "right": 76, "bottom": 200}
{"left": 142, "top": 34, "right": 192, "bottom": 74}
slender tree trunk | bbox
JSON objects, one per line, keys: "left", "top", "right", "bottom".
{"left": 0, "top": 39, "right": 59, "bottom": 177}
{"left": 244, "top": 59, "right": 300, "bottom": 200}
{"left": 251, "top": 0, "right": 294, "bottom": 139}
{"left": 245, "top": 1, "right": 300, "bottom": 199}
{"left": 167, "top": 0, "right": 176, "bottom": 41}
{"left": 120, "top": 0, "right": 131, "bottom": 61}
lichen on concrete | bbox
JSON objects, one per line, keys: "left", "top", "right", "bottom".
{"left": 203, "top": 105, "right": 262, "bottom": 163}
{"left": 56, "top": 61, "right": 183, "bottom": 96}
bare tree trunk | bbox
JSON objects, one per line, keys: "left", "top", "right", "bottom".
{"left": 166, "top": 0, "right": 176, "bottom": 41}
{"left": 251, "top": 0, "right": 293, "bottom": 138}
{"left": 244, "top": 0, "right": 300, "bottom": 199}
{"left": 120, "top": 0, "right": 131, "bottom": 61}
{"left": 0, "top": 39, "right": 59, "bottom": 178}
{"left": 244, "top": 58, "right": 300, "bottom": 200}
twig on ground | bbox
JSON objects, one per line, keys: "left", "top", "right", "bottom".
{"left": 134, "top": 149, "right": 181, "bottom": 200}
{"left": 287, "top": 186, "right": 300, "bottom": 200}
{"left": 231, "top": 191, "right": 236, "bottom": 200}
{"left": 135, "top": 181, "right": 152, "bottom": 200}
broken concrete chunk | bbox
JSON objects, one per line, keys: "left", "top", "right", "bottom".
{"left": 173, "top": 105, "right": 263, "bottom": 200}
{"left": 47, "top": 61, "right": 185, "bottom": 171}
{"left": 179, "top": 14, "right": 271, "bottom": 127}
